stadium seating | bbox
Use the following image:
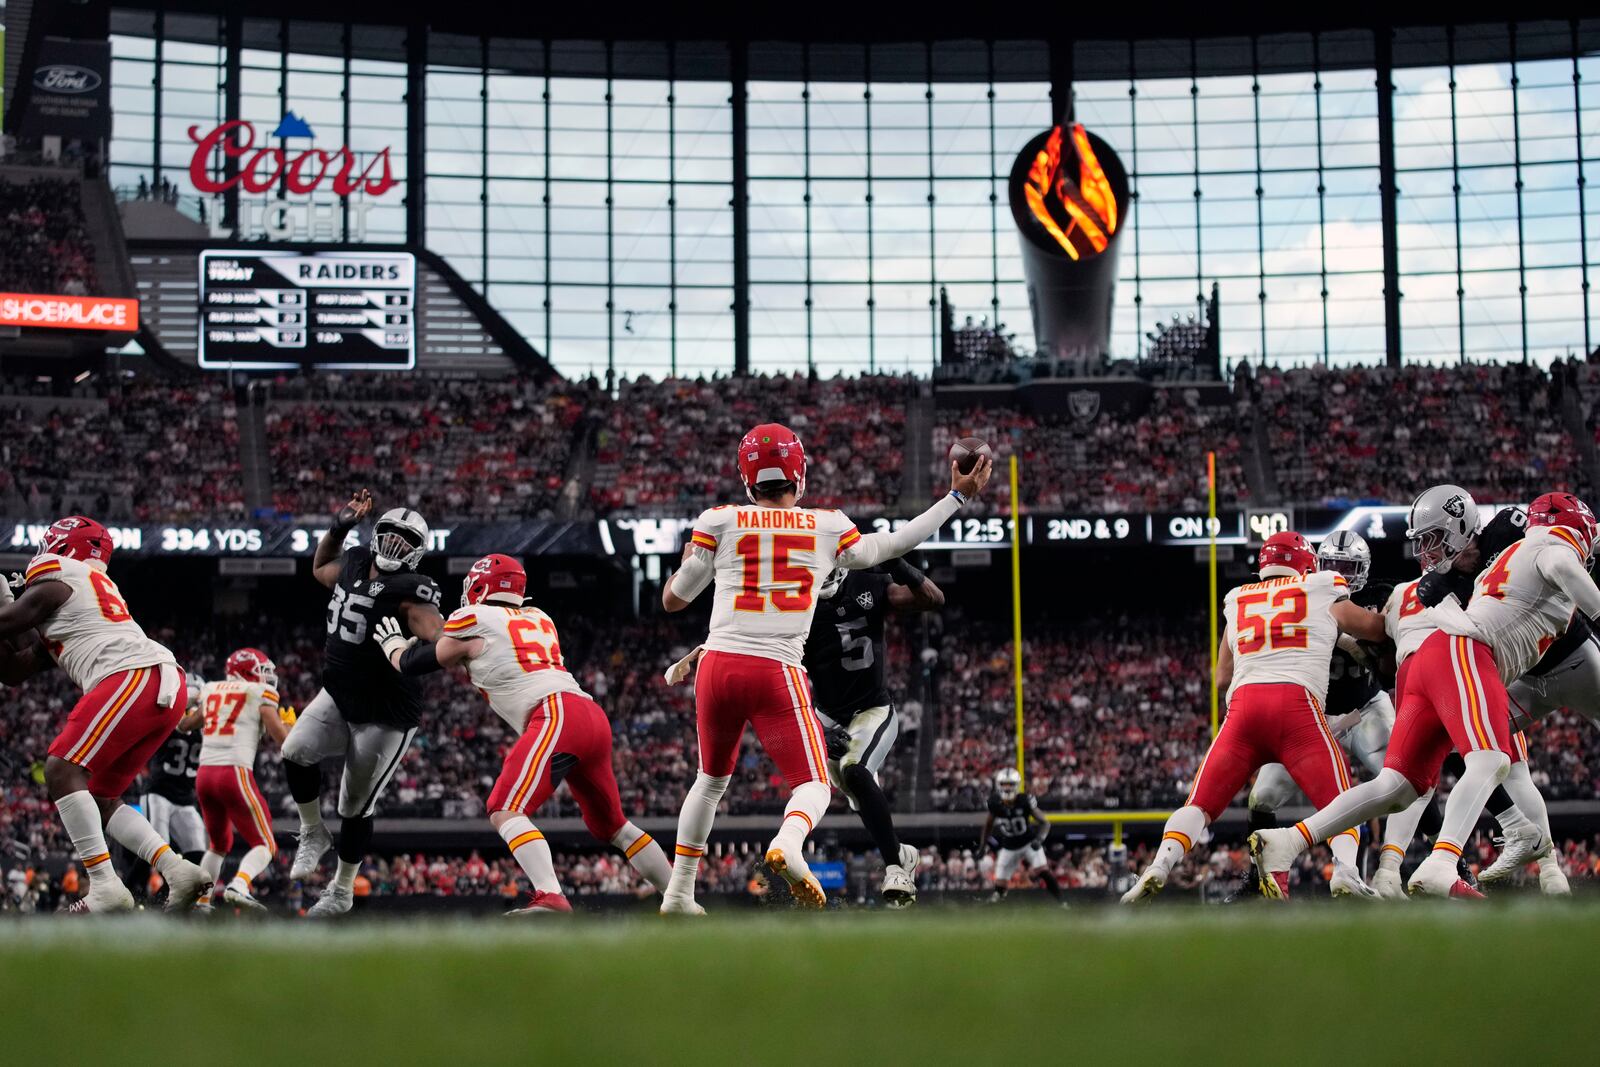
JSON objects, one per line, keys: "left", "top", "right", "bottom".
{"left": 0, "top": 174, "right": 99, "bottom": 295}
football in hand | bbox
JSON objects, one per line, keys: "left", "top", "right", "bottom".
{"left": 949, "top": 436, "right": 993, "bottom": 475}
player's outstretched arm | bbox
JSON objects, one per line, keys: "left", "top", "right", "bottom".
{"left": 0, "top": 628, "right": 59, "bottom": 685}
{"left": 374, "top": 616, "right": 476, "bottom": 676}
{"left": 663, "top": 542, "right": 713, "bottom": 612}
{"left": 313, "top": 489, "right": 373, "bottom": 588}
{"left": 1331, "top": 599, "right": 1386, "bottom": 643}
{"left": 886, "top": 558, "right": 944, "bottom": 612}
{"left": 0, "top": 581, "right": 69, "bottom": 642}
{"left": 1539, "top": 547, "right": 1600, "bottom": 621}
{"left": 840, "top": 457, "right": 993, "bottom": 571}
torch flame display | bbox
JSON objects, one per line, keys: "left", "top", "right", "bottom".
{"left": 1022, "top": 123, "right": 1119, "bottom": 261}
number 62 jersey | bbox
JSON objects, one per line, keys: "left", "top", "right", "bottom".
{"left": 1222, "top": 570, "right": 1350, "bottom": 705}
{"left": 322, "top": 543, "right": 441, "bottom": 728}
{"left": 441, "top": 602, "right": 587, "bottom": 735}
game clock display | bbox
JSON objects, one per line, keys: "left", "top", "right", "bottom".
{"left": 197, "top": 250, "right": 416, "bottom": 369}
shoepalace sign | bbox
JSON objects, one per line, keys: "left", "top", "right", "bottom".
{"left": 0, "top": 293, "right": 139, "bottom": 331}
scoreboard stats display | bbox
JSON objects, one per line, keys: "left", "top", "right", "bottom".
{"left": 197, "top": 250, "right": 416, "bottom": 369}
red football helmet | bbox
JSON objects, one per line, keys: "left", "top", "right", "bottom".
{"left": 225, "top": 647, "right": 277, "bottom": 688}
{"left": 1258, "top": 531, "right": 1317, "bottom": 578}
{"left": 461, "top": 553, "right": 527, "bottom": 608}
{"left": 1528, "top": 492, "right": 1598, "bottom": 560}
{"left": 37, "top": 515, "right": 113, "bottom": 565}
{"left": 737, "top": 423, "right": 807, "bottom": 501}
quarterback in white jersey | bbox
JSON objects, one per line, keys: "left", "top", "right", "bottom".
{"left": 374, "top": 554, "right": 672, "bottom": 915}
{"left": 195, "top": 648, "right": 288, "bottom": 911}
{"left": 0, "top": 516, "right": 208, "bottom": 913}
{"left": 656, "top": 421, "right": 992, "bottom": 914}
{"left": 1124, "top": 532, "right": 1384, "bottom": 903}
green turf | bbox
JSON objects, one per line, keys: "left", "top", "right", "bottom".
{"left": 3, "top": 902, "right": 1597, "bottom": 1065}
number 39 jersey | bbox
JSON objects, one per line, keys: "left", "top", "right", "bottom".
{"left": 23, "top": 552, "right": 176, "bottom": 692}
{"left": 690, "top": 504, "right": 863, "bottom": 667}
{"left": 322, "top": 544, "right": 441, "bottom": 727}
{"left": 197, "top": 679, "right": 279, "bottom": 768}
{"left": 443, "top": 603, "right": 588, "bottom": 734}
{"left": 1223, "top": 570, "right": 1349, "bottom": 704}
{"left": 803, "top": 570, "right": 893, "bottom": 720}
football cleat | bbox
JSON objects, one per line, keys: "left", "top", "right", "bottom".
{"left": 1247, "top": 828, "right": 1302, "bottom": 900}
{"left": 306, "top": 884, "right": 354, "bottom": 918}
{"left": 75, "top": 878, "right": 136, "bottom": 915}
{"left": 506, "top": 891, "right": 572, "bottom": 916}
{"left": 1371, "top": 867, "right": 1408, "bottom": 901}
{"left": 223, "top": 885, "right": 268, "bottom": 913}
{"left": 882, "top": 844, "right": 920, "bottom": 908}
{"left": 659, "top": 893, "right": 706, "bottom": 917}
{"left": 1477, "top": 823, "right": 1550, "bottom": 886}
{"left": 1407, "top": 854, "right": 1484, "bottom": 899}
{"left": 162, "top": 859, "right": 212, "bottom": 914}
{"left": 1328, "top": 862, "right": 1378, "bottom": 900}
{"left": 1118, "top": 868, "right": 1165, "bottom": 905}
{"left": 1538, "top": 855, "right": 1572, "bottom": 897}
{"left": 765, "top": 847, "right": 826, "bottom": 910}
{"left": 290, "top": 822, "right": 334, "bottom": 880}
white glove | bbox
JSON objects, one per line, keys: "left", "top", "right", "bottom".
{"left": 663, "top": 646, "right": 704, "bottom": 686}
{"left": 372, "top": 616, "right": 416, "bottom": 663}
{"left": 0, "top": 573, "right": 13, "bottom": 607}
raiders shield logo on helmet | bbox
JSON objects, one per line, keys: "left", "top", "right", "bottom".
{"left": 1443, "top": 494, "right": 1466, "bottom": 519}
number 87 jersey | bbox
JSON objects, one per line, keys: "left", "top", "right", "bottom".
{"left": 692, "top": 504, "right": 863, "bottom": 667}
{"left": 1223, "top": 570, "right": 1350, "bottom": 705}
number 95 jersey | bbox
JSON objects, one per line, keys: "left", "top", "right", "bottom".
{"left": 24, "top": 552, "right": 176, "bottom": 691}
{"left": 691, "top": 504, "right": 862, "bottom": 667}
{"left": 1223, "top": 570, "right": 1349, "bottom": 704}
{"left": 322, "top": 543, "right": 441, "bottom": 727}
{"left": 442, "top": 603, "right": 588, "bottom": 734}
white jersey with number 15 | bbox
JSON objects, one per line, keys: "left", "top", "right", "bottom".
{"left": 1222, "top": 570, "right": 1350, "bottom": 704}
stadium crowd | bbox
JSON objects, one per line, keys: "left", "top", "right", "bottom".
{"left": 266, "top": 376, "right": 590, "bottom": 521}
{"left": 931, "top": 389, "right": 1250, "bottom": 515}
{"left": 0, "top": 175, "right": 98, "bottom": 295}
{"left": 588, "top": 374, "right": 910, "bottom": 517}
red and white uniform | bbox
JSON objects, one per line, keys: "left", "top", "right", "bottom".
{"left": 1387, "top": 526, "right": 1600, "bottom": 790}
{"left": 447, "top": 604, "right": 630, "bottom": 842}
{"left": 194, "top": 679, "right": 279, "bottom": 855}
{"left": 1383, "top": 578, "right": 1435, "bottom": 672}
{"left": 685, "top": 504, "right": 860, "bottom": 785}
{"left": 30, "top": 552, "right": 184, "bottom": 798}
{"left": 1187, "top": 571, "right": 1354, "bottom": 820}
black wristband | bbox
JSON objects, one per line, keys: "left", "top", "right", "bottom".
{"left": 886, "top": 557, "right": 924, "bottom": 587}
{"left": 397, "top": 640, "right": 442, "bottom": 676}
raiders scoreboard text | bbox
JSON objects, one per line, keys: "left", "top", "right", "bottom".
{"left": 197, "top": 250, "right": 416, "bottom": 369}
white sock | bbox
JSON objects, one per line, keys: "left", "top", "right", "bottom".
{"left": 199, "top": 850, "right": 225, "bottom": 902}
{"left": 1299, "top": 768, "right": 1416, "bottom": 846}
{"left": 1379, "top": 788, "right": 1433, "bottom": 871}
{"left": 296, "top": 800, "right": 324, "bottom": 831}
{"left": 1435, "top": 750, "right": 1511, "bottom": 857}
{"left": 498, "top": 815, "right": 561, "bottom": 894}
{"left": 1150, "top": 805, "right": 1207, "bottom": 877}
{"left": 332, "top": 858, "right": 360, "bottom": 893}
{"left": 229, "top": 845, "right": 274, "bottom": 894}
{"left": 612, "top": 822, "right": 672, "bottom": 894}
{"left": 769, "top": 781, "right": 830, "bottom": 859}
{"left": 665, "top": 772, "right": 730, "bottom": 899}
{"left": 55, "top": 791, "right": 116, "bottom": 887}
{"left": 105, "top": 804, "right": 184, "bottom": 878}
{"left": 1496, "top": 761, "right": 1551, "bottom": 842}
{"left": 1328, "top": 829, "right": 1360, "bottom": 869}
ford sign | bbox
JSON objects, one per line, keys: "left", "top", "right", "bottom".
{"left": 33, "top": 65, "right": 103, "bottom": 94}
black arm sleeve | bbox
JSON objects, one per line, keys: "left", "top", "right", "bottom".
{"left": 396, "top": 640, "right": 443, "bottom": 676}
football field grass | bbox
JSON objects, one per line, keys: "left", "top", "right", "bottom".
{"left": 3, "top": 901, "right": 1596, "bottom": 1064}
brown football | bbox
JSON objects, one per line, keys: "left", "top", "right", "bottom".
{"left": 949, "top": 436, "right": 993, "bottom": 475}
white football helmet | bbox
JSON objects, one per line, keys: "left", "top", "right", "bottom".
{"left": 1407, "top": 484, "right": 1478, "bottom": 573}
{"left": 995, "top": 767, "right": 1022, "bottom": 801}
{"left": 1317, "top": 530, "right": 1371, "bottom": 591}
{"left": 372, "top": 508, "right": 429, "bottom": 572}
{"left": 818, "top": 567, "right": 847, "bottom": 600}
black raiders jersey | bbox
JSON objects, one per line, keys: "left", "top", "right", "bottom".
{"left": 987, "top": 791, "right": 1044, "bottom": 850}
{"left": 803, "top": 570, "right": 893, "bottom": 721}
{"left": 1326, "top": 584, "right": 1386, "bottom": 717}
{"left": 1526, "top": 612, "right": 1593, "bottom": 677}
{"left": 322, "top": 543, "right": 441, "bottom": 727}
{"left": 146, "top": 727, "right": 200, "bottom": 805}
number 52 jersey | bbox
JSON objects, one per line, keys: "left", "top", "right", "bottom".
{"left": 1222, "top": 570, "right": 1350, "bottom": 704}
